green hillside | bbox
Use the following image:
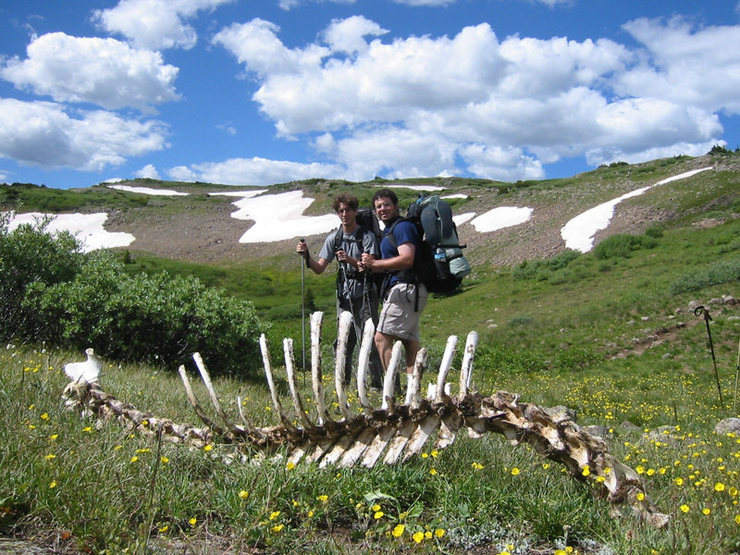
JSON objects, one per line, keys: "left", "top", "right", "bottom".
{"left": 0, "top": 151, "right": 738, "bottom": 553}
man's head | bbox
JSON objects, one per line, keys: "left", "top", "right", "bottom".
{"left": 333, "top": 193, "right": 359, "bottom": 230}
{"left": 371, "top": 188, "right": 399, "bottom": 223}
{"left": 332, "top": 193, "right": 359, "bottom": 213}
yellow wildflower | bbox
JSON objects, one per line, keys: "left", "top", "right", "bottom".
{"left": 434, "top": 528, "right": 445, "bottom": 538}
{"left": 413, "top": 531, "right": 424, "bottom": 543}
{"left": 239, "top": 490, "right": 249, "bottom": 500}
{"left": 392, "top": 524, "right": 405, "bottom": 537}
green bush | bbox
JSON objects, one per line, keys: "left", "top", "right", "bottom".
{"left": 593, "top": 233, "right": 657, "bottom": 260}
{"left": 26, "top": 254, "right": 264, "bottom": 376}
{"left": 513, "top": 250, "right": 580, "bottom": 281}
{"left": 0, "top": 219, "right": 84, "bottom": 340}
{"left": 1, "top": 222, "right": 265, "bottom": 376}
{"left": 669, "top": 257, "right": 740, "bottom": 295}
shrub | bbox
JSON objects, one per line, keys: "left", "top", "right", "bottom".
{"left": 669, "top": 257, "right": 740, "bottom": 295}
{"left": 593, "top": 233, "right": 657, "bottom": 260}
{"left": 1, "top": 221, "right": 264, "bottom": 376}
{"left": 26, "top": 254, "right": 265, "bottom": 376}
{"left": 0, "top": 218, "right": 84, "bottom": 340}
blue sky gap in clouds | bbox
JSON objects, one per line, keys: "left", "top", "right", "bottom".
{"left": 0, "top": 0, "right": 738, "bottom": 189}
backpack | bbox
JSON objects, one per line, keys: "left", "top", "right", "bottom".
{"left": 332, "top": 208, "right": 384, "bottom": 293}
{"left": 388, "top": 195, "right": 471, "bottom": 294}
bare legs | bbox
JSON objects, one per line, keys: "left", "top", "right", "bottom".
{"left": 375, "top": 331, "right": 419, "bottom": 376}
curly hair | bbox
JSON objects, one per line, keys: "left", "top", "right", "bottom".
{"left": 332, "top": 193, "right": 359, "bottom": 212}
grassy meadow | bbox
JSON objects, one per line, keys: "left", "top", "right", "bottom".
{"left": 1, "top": 156, "right": 739, "bottom": 553}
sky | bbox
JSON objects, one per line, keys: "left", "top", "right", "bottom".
{"left": 0, "top": 0, "right": 738, "bottom": 190}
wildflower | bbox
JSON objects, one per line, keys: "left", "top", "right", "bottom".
{"left": 636, "top": 492, "right": 645, "bottom": 502}
{"left": 160, "top": 456, "right": 169, "bottom": 464}
{"left": 82, "top": 426, "right": 92, "bottom": 433}
{"left": 136, "top": 448, "right": 150, "bottom": 454}
{"left": 203, "top": 444, "right": 213, "bottom": 452}
{"left": 675, "top": 477, "right": 684, "bottom": 486}
{"left": 434, "top": 528, "right": 445, "bottom": 538}
{"left": 431, "top": 450, "right": 439, "bottom": 458}
{"left": 581, "top": 466, "right": 590, "bottom": 477}
{"left": 472, "top": 462, "right": 483, "bottom": 470}
{"left": 511, "top": 467, "right": 520, "bottom": 476}
{"left": 392, "top": 524, "right": 405, "bottom": 537}
{"left": 421, "top": 452, "right": 429, "bottom": 458}
{"left": 735, "top": 515, "right": 740, "bottom": 525}
{"left": 49, "top": 434, "right": 58, "bottom": 440}
{"left": 715, "top": 482, "right": 726, "bottom": 492}
{"left": 239, "top": 490, "right": 249, "bottom": 500}
{"left": 412, "top": 531, "right": 424, "bottom": 543}
{"left": 158, "top": 525, "right": 169, "bottom": 533}
{"left": 189, "top": 517, "right": 197, "bottom": 526}
{"left": 371, "top": 504, "right": 381, "bottom": 512}
{"left": 44, "top": 454, "right": 56, "bottom": 461}
{"left": 636, "top": 465, "right": 645, "bottom": 475}
{"left": 49, "top": 480, "right": 57, "bottom": 488}
{"left": 680, "top": 504, "right": 690, "bottom": 514}
{"left": 318, "top": 494, "right": 328, "bottom": 503}
{"left": 114, "top": 445, "right": 122, "bottom": 451}
{"left": 425, "top": 531, "right": 432, "bottom": 539}
{"left": 430, "top": 468, "right": 438, "bottom": 476}
{"left": 543, "top": 463, "right": 550, "bottom": 470}
{"left": 307, "top": 510, "right": 314, "bottom": 518}
{"left": 269, "top": 511, "right": 281, "bottom": 521}
{"left": 130, "top": 456, "right": 139, "bottom": 463}
{"left": 286, "top": 462, "right": 295, "bottom": 470}
{"left": 272, "top": 524, "right": 284, "bottom": 533}
{"left": 40, "top": 413, "right": 49, "bottom": 420}
{"left": 702, "top": 508, "right": 711, "bottom": 515}
{"left": 374, "top": 510, "right": 384, "bottom": 520}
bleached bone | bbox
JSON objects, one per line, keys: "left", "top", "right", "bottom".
{"left": 61, "top": 313, "right": 669, "bottom": 528}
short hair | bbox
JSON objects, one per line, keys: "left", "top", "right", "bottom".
{"left": 371, "top": 188, "right": 398, "bottom": 207}
{"left": 332, "top": 193, "right": 359, "bottom": 212}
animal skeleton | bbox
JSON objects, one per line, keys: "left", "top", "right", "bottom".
{"left": 62, "top": 310, "right": 669, "bottom": 528}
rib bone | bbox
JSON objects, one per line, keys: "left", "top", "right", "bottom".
{"left": 61, "top": 310, "right": 669, "bottom": 528}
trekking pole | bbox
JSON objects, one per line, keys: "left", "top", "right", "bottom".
{"left": 733, "top": 335, "right": 739, "bottom": 413}
{"left": 299, "top": 239, "right": 308, "bottom": 374}
{"left": 694, "top": 305, "right": 723, "bottom": 408}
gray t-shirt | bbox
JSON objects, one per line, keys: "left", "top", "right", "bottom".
{"left": 319, "top": 227, "right": 379, "bottom": 299}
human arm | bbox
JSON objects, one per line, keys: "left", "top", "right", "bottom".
{"left": 361, "top": 242, "right": 415, "bottom": 272}
{"left": 296, "top": 240, "right": 330, "bottom": 274}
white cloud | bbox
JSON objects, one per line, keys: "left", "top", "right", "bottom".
{"left": 331, "top": 126, "right": 459, "bottom": 181}
{"left": 459, "top": 144, "right": 544, "bottom": 181}
{"left": 213, "top": 19, "right": 329, "bottom": 78}
{"left": 323, "top": 16, "right": 388, "bottom": 55}
{"left": 136, "top": 164, "right": 161, "bottom": 179}
{"left": 214, "top": 16, "right": 734, "bottom": 182}
{"left": 93, "top": 0, "right": 233, "bottom": 51}
{"left": 278, "top": 0, "right": 356, "bottom": 10}
{"left": 167, "top": 156, "right": 345, "bottom": 186}
{"left": 617, "top": 18, "right": 740, "bottom": 115}
{"left": 0, "top": 33, "right": 179, "bottom": 111}
{"left": 0, "top": 99, "right": 168, "bottom": 171}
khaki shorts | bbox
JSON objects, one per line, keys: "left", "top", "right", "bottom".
{"left": 377, "top": 282, "right": 428, "bottom": 342}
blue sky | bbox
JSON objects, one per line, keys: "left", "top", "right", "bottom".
{"left": 1, "top": 0, "right": 738, "bottom": 190}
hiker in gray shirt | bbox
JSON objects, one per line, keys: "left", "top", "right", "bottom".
{"left": 296, "top": 193, "right": 384, "bottom": 388}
